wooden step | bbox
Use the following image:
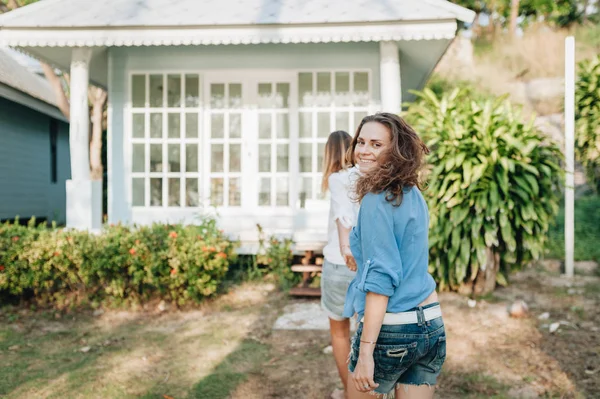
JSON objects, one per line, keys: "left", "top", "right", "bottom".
{"left": 289, "top": 287, "right": 321, "bottom": 297}
{"left": 291, "top": 264, "right": 322, "bottom": 273}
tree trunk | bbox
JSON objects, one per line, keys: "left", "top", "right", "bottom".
{"left": 40, "top": 63, "right": 70, "bottom": 120}
{"left": 472, "top": 248, "right": 500, "bottom": 295}
{"left": 509, "top": 0, "right": 520, "bottom": 38}
{"left": 89, "top": 87, "right": 107, "bottom": 181}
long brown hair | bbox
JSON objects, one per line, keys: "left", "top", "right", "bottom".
{"left": 321, "top": 130, "right": 352, "bottom": 192}
{"left": 348, "top": 113, "right": 429, "bottom": 206}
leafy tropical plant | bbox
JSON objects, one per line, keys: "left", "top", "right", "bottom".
{"left": 575, "top": 55, "right": 600, "bottom": 193}
{"left": 407, "top": 89, "right": 563, "bottom": 294}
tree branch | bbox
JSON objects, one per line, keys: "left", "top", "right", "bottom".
{"left": 41, "top": 62, "right": 70, "bottom": 120}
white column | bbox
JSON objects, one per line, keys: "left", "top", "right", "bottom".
{"left": 66, "top": 47, "right": 102, "bottom": 231}
{"left": 379, "top": 41, "right": 401, "bottom": 113}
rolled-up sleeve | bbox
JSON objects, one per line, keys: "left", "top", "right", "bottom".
{"left": 356, "top": 193, "right": 403, "bottom": 297}
{"left": 329, "top": 173, "right": 356, "bottom": 229}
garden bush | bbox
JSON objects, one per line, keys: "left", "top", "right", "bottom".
{"left": 0, "top": 216, "right": 238, "bottom": 307}
{"left": 575, "top": 54, "right": 600, "bottom": 193}
{"left": 407, "top": 89, "right": 563, "bottom": 294}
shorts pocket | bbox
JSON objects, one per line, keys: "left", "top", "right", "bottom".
{"left": 373, "top": 341, "right": 418, "bottom": 379}
{"left": 428, "top": 335, "right": 446, "bottom": 372}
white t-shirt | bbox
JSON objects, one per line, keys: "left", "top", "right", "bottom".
{"left": 323, "top": 167, "right": 360, "bottom": 265}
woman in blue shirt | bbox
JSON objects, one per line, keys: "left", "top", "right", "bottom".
{"left": 344, "top": 113, "right": 445, "bottom": 399}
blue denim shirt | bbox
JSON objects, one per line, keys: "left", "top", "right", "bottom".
{"left": 342, "top": 187, "right": 436, "bottom": 320}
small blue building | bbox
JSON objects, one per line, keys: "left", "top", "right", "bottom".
{"left": 0, "top": 48, "right": 70, "bottom": 224}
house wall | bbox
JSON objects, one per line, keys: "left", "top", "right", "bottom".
{"left": 106, "top": 40, "right": 450, "bottom": 249}
{"left": 0, "top": 96, "right": 71, "bottom": 223}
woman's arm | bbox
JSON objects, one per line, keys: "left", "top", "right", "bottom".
{"left": 336, "top": 220, "right": 356, "bottom": 271}
{"left": 352, "top": 292, "right": 388, "bottom": 392}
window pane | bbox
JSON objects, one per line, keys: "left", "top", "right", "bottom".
{"left": 168, "top": 178, "right": 180, "bottom": 207}
{"left": 276, "top": 83, "right": 290, "bottom": 108}
{"left": 132, "top": 114, "right": 145, "bottom": 138}
{"left": 150, "top": 144, "right": 163, "bottom": 172}
{"left": 259, "top": 144, "right": 271, "bottom": 172}
{"left": 298, "top": 72, "right": 313, "bottom": 107}
{"left": 300, "top": 176, "right": 313, "bottom": 204}
{"left": 299, "top": 112, "right": 312, "bottom": 138}
{"left": 316, "top": 72, "right": 331, "bottom": 106}
{"left": 210, "top": 84, "right": 225, "bottom": 108}
{"left": 132, "top": 144, "right": 145, "bottom": 173}
{"left": 186, "top": 144, "right": 198, "bottom": 172}
{"left": 185, "top": 113, "right": 198, "bottom": 138}
{"left": 353, "top": 72, "right": 369, "bottom": 106}
{"left": 277, "top": 144, "right": 289, "bottom": 172}
{"left": 168, "top": 144, "right": 180, "bottom": 172}
{"left": 230, "top": 144, "right": 241, "bottom": 173}
{"left": 335, "top": 72, "right": 351, "bottom": 106}
{"left": 168, "top": 113, "right": 180, "bottom": 138}
{"left": 150, "top": 178, "right": 163, "bottom": 206}
{"left": 132, "top": 178, "right": 145, "bottom": 206}
{"left": 186, "top": 178, "right": 199, "bottom": 207}
{"left": 132, "top": 75, "right": 146, "bottom": 108}
{"left": 259, "top": 178, "right": 271, "bottom": 206}
{"left": 211, "top": 114, "right": 224, "bottom": 139}
{"left": 258, "top": 83, "right": 273, "bottom": 108}
{"left": 335, "top": 112, "right": 350, "bottom": 133}
{"left": 354, "top": 111, "right": 368, "bottom": 130}
{"left": 230, "top": 113, "right": 242, "bottom": 139}
{"left": 317, "top": 112, "right": 330, "bottom": 138}
{"left": 276, "top": 177, "right": 289, "bottom": 206}
{"left": 317, "top": 143, "right": 325, "bottom": 172}
{"left": 276, "top": 113, "right": 289, "bottom": 139}
{"left": 211, "top": 144, "right": 224, "bottom": 172}
{"left": 259, "top": 114, "right": 272, "bottom": 139}
{"left": 150, "top": 113, "right": 162, "bottom": 138}
{"left": 149, "top": 75, "right": 163, "bottom": 107}
{"left": 229, "top": 178, "right": 241, "bottom": 206}
{"left": 210, "top": 178, "right": 224, "bottom": 206}
{"left": 299, "top": 143, "right": 312, "bottom": 173}
{"left": 229, "top": 83, "right": 242, "bottom": 108}
{"left": 167, "top": 74, "right": 181, "bottom": 107}
{"left": 185, "top": 74, "right": 200, "bottom": 107}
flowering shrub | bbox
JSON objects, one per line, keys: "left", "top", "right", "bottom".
{"left": 0, "top": 216, "right": 238, "bottom": 307}
{"left": 253, "top": 224, "right": 298, "bottom": 290}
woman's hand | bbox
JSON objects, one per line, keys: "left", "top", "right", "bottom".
{"left": 341, "top": 245, "right": 357, "bottom": 271}
{"left": 351, "top": 351, "right": 379, "bottom": 392}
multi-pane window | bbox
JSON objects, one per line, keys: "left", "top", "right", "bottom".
{"left": 257, "top": 81, "right": 291, "bottom": 207}
{"left": 130, "top": 73, "right": 201, "bottom": 208}
{"left": 297, "top": 71, "right": 370, "bottom": 204}
{"left": 207, "top": 83, "right": 243, "bottom": 207}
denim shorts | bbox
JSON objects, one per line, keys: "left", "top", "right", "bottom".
{"left": 321, "top": 259, "right": 356, "bottom": 321}
{"left": 348, "top": 303, "right": 446, "bottom": 396}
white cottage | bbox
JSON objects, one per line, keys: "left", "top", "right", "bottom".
{"left": 0, "top": 0, "right": 474, "bottom": 251}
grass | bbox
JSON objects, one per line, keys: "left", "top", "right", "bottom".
{"left": 545, "top": 193, "right": 600, "bottom": 263}
{"left": 440, "top": 371, "right": 512, "bottom": 399}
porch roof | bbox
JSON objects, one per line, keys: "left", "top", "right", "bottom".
{"left": 0, "top": 0, "right": 475, "bottom": 47}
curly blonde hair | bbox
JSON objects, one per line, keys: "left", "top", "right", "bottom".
{"left": 347, "top": 113, "right": 429, "bottom": 206}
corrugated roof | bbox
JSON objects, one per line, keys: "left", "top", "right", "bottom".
{"left": 0, "top": 0, "right": 475, "bottom": 28}
{"left": 0, "top": 47, "right": 57, "bottom": 106}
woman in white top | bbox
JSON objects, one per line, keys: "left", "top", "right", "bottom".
{"left": 321, "top": 130, "right": 360, "bottom": 399}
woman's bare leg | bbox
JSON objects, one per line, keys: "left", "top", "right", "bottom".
{"left": 396, "top": 384, "right": 435, "bottom": 399}
{"left": 329, "top": 318, "right": 351, "bottom": 396}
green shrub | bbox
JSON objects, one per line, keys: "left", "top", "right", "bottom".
{"left": 407, "top": 89, "right": 563, "bottom": 294}
{"left": 252, "top": 224, "right": 298, "bottom": 290}
{"left": 0, "top": 216, "right": 237, "bottom": 307}
{"left": 575, "top": 55, "right": 600, "bottom": 193}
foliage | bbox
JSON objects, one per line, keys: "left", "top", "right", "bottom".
{"left": 0, "top": 217, "right": 238, "bottom": 307}
{"left": 575, "top": 55, "right": 600, "bottom": 193}
{"left": 545, "top": 194, "right": 600, "bottom": 262}
{"left": 252, "top": 224, "right": 298, "bottom": 290}
{"left": 407, "top": 89, "right": 563, "bottom": 291}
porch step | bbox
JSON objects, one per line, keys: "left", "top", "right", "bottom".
{"left": 291, "top": 264, "right": 322, "bottom": 273}
{"left": 289, "top": 287, "right": 321, "bottom": 297}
